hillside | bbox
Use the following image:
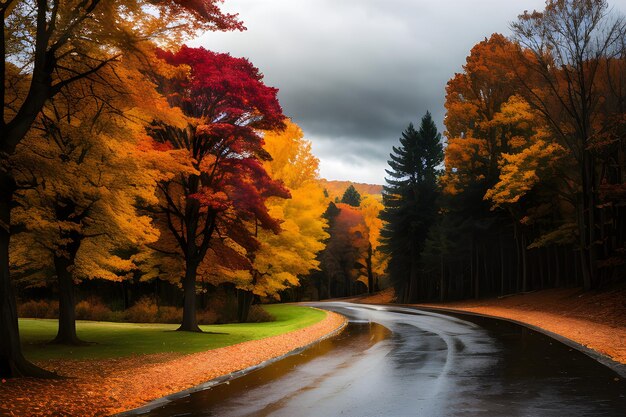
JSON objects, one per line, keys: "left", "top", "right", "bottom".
{"left": 320, "top": 179, "right": 383, "bottom": 200}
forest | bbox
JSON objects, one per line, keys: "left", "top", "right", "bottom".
{"left": 1, "top": 0, "right": 625, "bottom": 381}
{"left": 382, "top": 1, "right": 626, "bottom": 303}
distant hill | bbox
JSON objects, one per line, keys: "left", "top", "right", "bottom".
{"left": 320, "top": 179, "right": 383, "bottom": 200}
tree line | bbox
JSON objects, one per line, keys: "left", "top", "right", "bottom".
{"left": 382, "top": 0, "right": 626, "bottom": 303}
{"left": 298, "top": 185, "right": 386, "bottom": 301}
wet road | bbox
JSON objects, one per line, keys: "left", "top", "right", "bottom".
{"left": 136, "top": 302, "right": 626, "bottom": 417}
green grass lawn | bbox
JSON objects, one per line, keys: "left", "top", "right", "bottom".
{"left": 20, "top": 304, "right": 325, "bottom": 361}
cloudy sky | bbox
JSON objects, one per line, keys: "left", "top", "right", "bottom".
{"left": 193, "top": 0, "right": 626, "bottom": 184}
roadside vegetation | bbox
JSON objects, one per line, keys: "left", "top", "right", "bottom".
{"left": 20, "top": 305, "right": 324, "bottom": 361}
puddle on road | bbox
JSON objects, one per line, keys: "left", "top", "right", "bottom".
{"left": 133, "top": 321, "right": 391, "bottom": 417}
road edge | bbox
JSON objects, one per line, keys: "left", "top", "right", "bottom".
{"left": 115, "top": 309, "right": 348, "bottom": 416}
{"left": 404, "top": 304, "right": 626, "bottom": 378}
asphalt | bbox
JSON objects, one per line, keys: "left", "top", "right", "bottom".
{"left": 136, "top": 302, "right": 626, "bottom": 417}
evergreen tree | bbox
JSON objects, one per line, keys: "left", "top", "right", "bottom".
{"left": 380, "top": 112, "right": 443, "bottom": 302}
{"left": 341, "top": 185, "right": 362, "bottom": 207}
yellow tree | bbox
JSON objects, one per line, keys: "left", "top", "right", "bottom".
{"left": 484, "top": 98, "right": 571, "bottom": 239}
{"left": 483, "top": 95, "right": 570, "bottom": 291}
{"left": 9, "top": 61, "right": 180, "bottom": 344}
{"left": 232, "top": 120, "right": 328, "bottom": 320}
{"left": 358, "top": 194, "right": 386, "bottom": 293}
{"left": 484, "top": 97, "right": 568, "bottom": 209}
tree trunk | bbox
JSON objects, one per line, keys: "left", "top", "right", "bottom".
{"left": 513, "top": 222, "right": 521, "bottom": 292}
{"left": 178, "top": 260, "right": 201, "bottom": 332}
{"left": 482, "top": 242, "right": 489, "bottom": 295}
{"left": 237, "top": 289, "right": 254, "bottom": 323}
{"left": 53, "top": 256, "right": 78, "bottom": 344}
{"left": 326, "top": 273, "right": 331, "bottom": 299}
{"left": 554, "top": 246, "right": 561, "bottom": 288}
{"left": 316, "top": 274, "right": 323, "bottom": 301}
{"left": 408, "top": 256, "right": 419, "bottom": 302}
{"left": 409, "top": 236, "right": 423, "bottom": 303}
{"left": 499, "top": 233, "right": 506, "bottom": 296}
{"left": 521, "top": 232, "right": 528, "bottom": 292}
{"left": 439, "top": 254, "right": 445, "bottom": 302}
{"left": 544, "top": 247, "right": 550, "bottom": 287}
{"left": 52, "top": 253, "right": 83, "bottom": 345}
{"left": 577, "top": 201, "right": 592, "bottom": 290}
{"left": 472, "top": 236, "right": 479, "bottom": 299}
{"left": 577, "top": 146, "right": 599, "bottom": 291}
{"left": 539, "top": 248, "right": 545, "bottom": 289}
{"left": 366, "top": 243, "right": 374, "bottom": 294}
{"left": 0, "top": 172, "right": 55, "bottom": 378}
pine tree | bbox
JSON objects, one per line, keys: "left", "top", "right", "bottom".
{"left": 341, "top": 185, "right": 362, "bottom": 207}
{"left": 380, "top": 112, "right": 443, "bottom": 302}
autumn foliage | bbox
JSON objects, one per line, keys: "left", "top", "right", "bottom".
{"left": 141, "top": 45, "right": 290, "bottom": 331}
{"left": 0, "top": 0, "right": 336, "bottom": 379}
{"left": 3, "top": 30, "right": 339, "bottom": 364}
{"left": 393, "top": 0, "right": 626, "bottom": 303}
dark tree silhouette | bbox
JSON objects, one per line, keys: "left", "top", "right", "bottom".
{"left": 341, "top": 185, "right": 362, "bottom": 207}
{"left": 380, "top": 112, "right": 443, "bottom": 303}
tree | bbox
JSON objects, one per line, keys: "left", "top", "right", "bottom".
{"left": 441, "top": 35, "right": 539, "bottom": 298}
{"left": 442, "top": 33, "right": 520, "bottom": 195}
{"left": 511, "top": 0, "right": 626, "bottom": 288}
{"left": 147, "top": 46, "right": 287, "bottom": 332}
{"left": 319, "top": 203, "right": 369, "bottom": 297}
{"left": 380, "top": 112, "right": 443, "bottom": 302}
{"left": 359, "top": 195, "right": 385, "bottom": 293}
{"left": 231, "top": 120, "right": 328, "bottom": 320}
{"left": 10, "top": 61, "right": 173, "bottom": 345}
{"left": 341, "top": 184, "right": 362, "bottom": 207}
{"left": 1, "top": 0, "right": 243, "bottom": 378}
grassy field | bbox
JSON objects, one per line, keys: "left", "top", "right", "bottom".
{"left": 20, "top": 304, "right": 325, "bottom": 361}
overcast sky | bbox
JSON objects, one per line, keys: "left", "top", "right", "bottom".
{"left": 192, "top": 0, "right": 626, "bottom": 185}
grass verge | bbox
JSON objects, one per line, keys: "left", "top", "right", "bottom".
{"left": 20, "top": 304, "right": 325, "bottom": 361}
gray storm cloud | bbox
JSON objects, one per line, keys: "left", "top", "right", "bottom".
{"left": 193, "top": 0, "right": 625, "bottom": 184}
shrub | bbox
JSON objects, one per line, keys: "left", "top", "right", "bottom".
{"left": 204, "top": 293, "right": 238, "bottom": 324}
{"left": 18, "top": 295, "right": 274, "bottom": 325}
{"left": 197, "top": 309, "right": 218, "bottom": 325}
{"left": 247, "top": 305, "right": 275, "bottom": 323}
{"left": 18, "top": 299, "right": 58, "bottom": 319}
{"left": 107, "top": 310, "right": 126, "bottom": 323}
{"left": 75, "top": 297, "right": 114, "bottom": 321}
{"left": 124, "top": 297, "right": 158, "bottom": 323}
{"left": 157, "top": 306, "right": 182, "bottom": 324}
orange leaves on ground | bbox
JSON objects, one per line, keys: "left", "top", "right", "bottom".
{"left": 0, "top": 312, "right": 346, "bottom": 417}
{"left": 421, "top": 287, "right": 626, "bottom": 364}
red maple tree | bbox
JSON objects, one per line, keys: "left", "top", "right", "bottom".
{"left": 147, "top": 46, "right": 289, "bottom": 331}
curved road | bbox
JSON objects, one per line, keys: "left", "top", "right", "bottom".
{"left": 137, "top": 302, "right": 626, "bottom": 417}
